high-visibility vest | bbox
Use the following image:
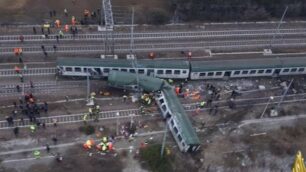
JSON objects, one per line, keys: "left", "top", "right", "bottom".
{"left": 33, "top": 150, "right": 41, "bottom": 158}
{"left": 83, "top": 114, "right": 88, "bottom": 121}
{"left": 200, "top": 101, "right": 206, "bottom": 107}
{"left": 30, "top": 125, "right": 36, "bottom": 132}
{"left": 59, "top": 30, "right": 64, "bottom": 36}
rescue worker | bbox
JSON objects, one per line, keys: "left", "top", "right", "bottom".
{"left": 55, "top": 35, "right": 59, "bottom": 43}
{"left": 168, "top": 79, "right": 173, "bottom": 85}
{"left": 59, "top": 30, "right": 64, "bottom": 38}
{"left": 123, "top": 95, "right": 127, "bottom": 102}
{"left": 13, "top": 127, "right": 19, "bottom": 137}
{"left": 200, "top": 101, "right": 206, "bottom": 108}
{"left": 64, "top": 8, "right": 68, "bottom": 16}
{"left": 30, "top": 80, "right": 34, "bottom": 88}
{"left": 140, "top": 106, "right": 145, "bottom": 115}
{"left": 46, "top": 144, "right": 50, "bottom": 153}
{"left": 83, "top": 113, "right": 88, "bottom": 124}
{"left": 33, "top": 150, "right": 41, "bottom": 159}
{"left": 71, "top": 16, "right": 76, "bottom": 25}
{"left": 19, "top": 35, "right": 24, "bottom": 43}
{"left": 53, "top": 45, "right": 57, "bottom": 52}
{"left": 30, "top": 124, "right": 36, "bottom": 133}
{"left": 33, "top": 27, "right": 37, "bottom": 34}
{"left": 19, "top": 74, "right": 24, "bottom": 83}
{"left": 16, "top": 85, "right": 21, "bottom": 92}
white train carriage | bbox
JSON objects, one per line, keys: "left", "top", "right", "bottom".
{"left": 57, "top": 58, "right": 190, "bottom": 79}
{"left": 190, "top": 57, "right": 306, "bottom": 80}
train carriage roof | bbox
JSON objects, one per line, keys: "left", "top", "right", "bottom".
{"left": 108, "top": 71, "right": 164, "bottom": 92}
{"left": 190, "top": 57, "right": 306, "bottom": 72}
{"left": 57, "top": 58, "right": 190, "bottom": 69}
{"left": 162, "top": 84, "right": 200, "bottom": 145}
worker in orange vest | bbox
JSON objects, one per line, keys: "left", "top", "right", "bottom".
{"left": 149, "top": 52, "right": 155, "bottom": 59}
{"left": 71, "top": 16, "right": 76, "bottom": 25}
{"left": 55, "top": 19, "right": 61, "bottom": 28}
{"left": 14, "top": 48, "right": 19, "bottom": 56}
{"left": 14, "top": 66, "right": 21, "bottom": 73}
{"left": 84, "top": 9, "right": 90, "bottom": 17}
{"left": 64, "top": 24, "right": 69, "bottom": 32}
{"left": 187, "top": 51, "right": 192, "bottom": 59}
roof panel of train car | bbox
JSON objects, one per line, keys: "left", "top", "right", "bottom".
{"left": 190, "top": 58, "right": 282, "bottom": 72}
{"left": 162, "top": 84, "right": 200, "bottom": 145}
{"left": 57, "top": 58, "right": 189, "bottom": 69}
{"left": 279, "top": 57, "right": 306, "bottom": 68}
{"left": 108, "top": 71, "right": 164, "bottom": 92}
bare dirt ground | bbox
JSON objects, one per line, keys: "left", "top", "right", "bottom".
{"left": 0, "top": 0, "right": 170, "bottom": 25}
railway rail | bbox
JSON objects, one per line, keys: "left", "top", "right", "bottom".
{"left": 1, "top": 38, "right": 306, "bottom": 55}
{"left": 0, "top": 29, "right": 305, "bottom": 43}
{"left": 0, "top": 68, "right": 56, "bottom": 77}
{"left": 0, "top": 81, "right": 86, "bottom": 97}
{"left": 0, "top": 92, "right": 305, "bottom": 130}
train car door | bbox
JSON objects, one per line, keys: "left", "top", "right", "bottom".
{"left": 147, "top": 69, "right": 154, "bottom": 77}
{"left": 273, "top": 69, "right": 281, "bottom": 77}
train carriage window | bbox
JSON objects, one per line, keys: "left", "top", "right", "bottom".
{"left": 242, "top": 70, "right": 248, "bottom": 74}
{"left": 121, "top": 69, "right": 127, "bottom": 72}
{"left": 234, "top": 71, "right": 240, "bottom": 75}
{"left": 95, "top": 68, "right": 101, "bottom": 74}
{"left": 216, "top": 72, "right": 223, "bottom": 76}
{"left": 161, "top": 105, "right": 167, "bottom": 111}
{"left": 103, "top": 68, "right": 110, "bottom": 73}
{"left": 298, "top": 68, "right": 305, "bottom": 72}
{"left": 166, "top": 70, "right": 172, "bottom": 74}
{"left": 283, "top": 69, "right": 289, "bottom": 73}
{"left": 157, "top": 70, "right": 164, "bottom": 74}
{"left": 182, "top": 70, "right": 187, "bottom": 74}
{"left": 174, "top": 127, "right": 178, "bottom": 134}
{"left": 199, "top": 73, "right": 206, "bottom": 76}
{"left": 250, "top": 70, "right": 256, "bottom": 74}
{"left": 265, "top": 69, "right": 272, "bottom": 73}
{"left": 174, "top": 70, "right": 180, "bottom": 75}
{"left": 208, "top": 72, "right": 214, "bottom": 76}
{"left": 178, "top": 135, "right": 182, "bottom": 141}
{"left": 258, "top": 70, "right": 264, "bottom": 74}
{"left": 291, "top": 68, "right": 297, "bottom": 72}
{"left": 138, "top": 69, "right": 145, "bottom": 74}
{"left": 112, "top": 68, "right": 119, "bottom": 71}
{"left": 75, "top": 67, "right": 81, "bottom": 72}
{"left": 129, "top": 69, "right": 135, "bottom": 73}
{"left": 65, "top": 67, "right": 72, "bottom": 72}
{"left": 170, "top": 120, "right": 174, "bottom": 126}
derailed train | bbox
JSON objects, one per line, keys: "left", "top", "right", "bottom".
{"left": 57, "top": 56, "right": 306, "bottom": 80}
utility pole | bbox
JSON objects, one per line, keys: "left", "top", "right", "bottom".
{"left": 129, "top": 7, "right": 141, "bottom": 96}
{"left": 116, "top": 112, "right": 120, "bottom": 135}
{"left": 160, "top": 123, "right": 168, "bottom": 158}
{"left": 260, "top": 96, "right": 274, "bottom": 118}
{"left": 86, "top": 68, "right": 90, "bottom": 102}
{"left": 276, "top": 79, "right": 293, "bottom": 111}
{"left": 270, "top": 6, "right": 288, "bottom": 47}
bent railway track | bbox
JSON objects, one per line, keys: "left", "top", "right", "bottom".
{"left": 0, "top": 93, "right": 306, "bottom": 129}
